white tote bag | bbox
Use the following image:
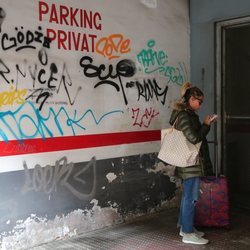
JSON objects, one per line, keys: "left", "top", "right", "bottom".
{"left": 158, "top": 126, "right": 201, "bottom": 168}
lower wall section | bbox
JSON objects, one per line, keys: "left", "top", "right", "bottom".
{"left": 0, "top": 153, "right": 178, "bottom": 249}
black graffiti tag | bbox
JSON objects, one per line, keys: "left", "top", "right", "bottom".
{"left": 79, "top": 56, "right": 136, "bottom": 105}
{"left": 1, "top": 26, "right": 50, "bottom": 51}
{"left": 0, "top": 49, "right": 81, "bottom": 110}
{"left": 126, "top": 78, "right": 168, "bottom": 105}
{"left": 0, "top": 7, "right": 6, "bottom": 33}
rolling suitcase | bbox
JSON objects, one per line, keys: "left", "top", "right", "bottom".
{"left": 194, "top": 142, "right": 230, "bottom": 228}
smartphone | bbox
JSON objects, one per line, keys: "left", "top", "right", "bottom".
{"left": 210, "top": 114, "right": 218, "bottom": 122}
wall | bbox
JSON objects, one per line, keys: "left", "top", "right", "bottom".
{"left": 0, "top": 0, "right": 189, "bottom": 249}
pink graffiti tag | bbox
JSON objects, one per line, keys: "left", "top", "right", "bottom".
{"left": 131, "top": 107, "right": 159, "bottom": 128}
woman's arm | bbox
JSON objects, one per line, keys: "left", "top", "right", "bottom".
{"left": 177, "top": 111, "right": 210, "bottom": 144}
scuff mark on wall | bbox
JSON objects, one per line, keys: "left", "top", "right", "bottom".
{"left": 140, "top": 0, "right": 157, "bottom": 8}
{"left": 123, "top": 191, "right": 180, "bottom": 222}
{"left": 106, "top": 172, "right": 117, "bottom": 183}
{"left": 146, "top": 161, "right": 182, "bottom": 187}
{"left": 0, "top": 7, "right": 6, "bottom": 32}
{"left": 147, "top": 161, "right": 173, "bottom": 175}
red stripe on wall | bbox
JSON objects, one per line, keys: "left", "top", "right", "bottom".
{"left": 0, "top": 130, "right": 161, "bottom": 156}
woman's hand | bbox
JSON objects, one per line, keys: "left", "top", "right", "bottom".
{"left": 204, "top": 115, "right": 218, "bottom": 125}
{"left": 204, "top": 115, "right": 213, "bottom": 126}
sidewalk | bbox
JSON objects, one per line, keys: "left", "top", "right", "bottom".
{"left": 31, "top": 208, "right": 250, "bottom": 250}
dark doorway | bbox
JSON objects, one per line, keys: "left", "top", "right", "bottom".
{"left": 221, "top": 23, "right": 250, "bottom": 210}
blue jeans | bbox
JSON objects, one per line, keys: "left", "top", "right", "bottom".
{"left": 178, "top": 177, "right": 200, "bottom": 233}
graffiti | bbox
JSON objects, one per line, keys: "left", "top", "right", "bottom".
{"left": 96, "top": 34, "right": 131, "bottom": 60}
{"left": 138, "top": 40, "right": 167, "bottom": 68}
{"left": 0, "top": 86, "right": 27, "bottom": 107}
{"left": 0, "top": 49, "right": 81, "bottom": 110}
{"left": 2, "top": 143, "right": 36, "bottom": 154}
{"left": 126, "top": 78, "right": 168, "bottom": 105}
{"left": 0, "top": 26, "right": 50, "bottom": 51}
{"left": 0, "top": 7, "right": 6, "bottom": 33}
{"left": 39, "top": 1, "right": 102, "bottom": 51}
{"left": 80, "top": 56, "right": 136, "bottom": 105}
{"left": 22, "top": 156, "right": 97, "bottom": 200}
{"left": 131, "top": 107, "right": 159, "bottom": 128}
{"left": 25, "top": 88, "right": 52, "bottom": 111}
{"left": 55, "top": 63, "right": 82, "bottom": 106}
{"left": 0, "top": 58, "right": 10, "bottom": 84}
{"left": 80, "top": 57, "right": 168, "bottom": 106}
{"left": 0, "top": 101, "right": 123, "bottom": 142}
{"left": 137, "top": 40, "right": 187, "bottom": 85}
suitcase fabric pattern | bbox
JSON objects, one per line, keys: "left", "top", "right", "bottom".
{"left": 194, "top": 176, "right": 230, "bottom": 228}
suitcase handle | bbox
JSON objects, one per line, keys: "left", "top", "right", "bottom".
{"left": 202, "top": 176, "right": 217, "bottom": 182}
{"left": 201, "top": 175, "right": 225, "bottom": 183}
{"left": 207, "top": 140, "right": 219, "bottom": 177}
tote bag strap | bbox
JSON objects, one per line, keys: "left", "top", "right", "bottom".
{"left": 173, "top": 114, "right": 201, "bottom": 153}
{"left": 172, "top": 116, "right": 179, "bottom": 129}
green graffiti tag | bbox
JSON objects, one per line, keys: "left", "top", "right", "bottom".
{"left": 137, "top": 40, "right": 187, "bottom": 86}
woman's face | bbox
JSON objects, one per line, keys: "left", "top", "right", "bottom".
{"left": 188, "top": 95, "right": 204, "bottom": 111}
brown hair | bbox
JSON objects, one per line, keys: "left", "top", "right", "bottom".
{"left": 172, "top": 82, "right": 204, "bottom": 110}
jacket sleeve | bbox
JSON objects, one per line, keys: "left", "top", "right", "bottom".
{"left": 176, "top": 111, "right": 210, "bottom": 144}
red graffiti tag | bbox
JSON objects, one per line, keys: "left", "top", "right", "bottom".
{"left": 131, "top": 107, "right": 159, "bottom": 128}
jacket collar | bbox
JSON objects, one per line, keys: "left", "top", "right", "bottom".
{"left": 169, "top": 108, "right": 198, "bottom": 125}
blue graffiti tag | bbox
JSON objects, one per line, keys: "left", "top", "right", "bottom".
{"left": 0, "top": 101, "right": 124, "bottom": 142}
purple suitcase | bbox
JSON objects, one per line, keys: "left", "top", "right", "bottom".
{"left": 194, "top": 175, "right": 230, "bottom": 228}
{"left": 194, "top": 141, "right": 230, "bottom": 228}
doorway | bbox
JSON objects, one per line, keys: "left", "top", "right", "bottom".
{"left": 216, "top": 18, "right": 250, "bottom": 210}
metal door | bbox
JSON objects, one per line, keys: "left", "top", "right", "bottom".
{"left": 217, "top": 18, "right": 250, "bottom": 210}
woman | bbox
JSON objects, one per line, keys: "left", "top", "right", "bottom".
{"left": 169, "top": 82, "right": 216, "bottom": 245}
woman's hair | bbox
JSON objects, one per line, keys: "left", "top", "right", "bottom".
{"left": 172, "top": 82, "right": 204, "bottom": 110}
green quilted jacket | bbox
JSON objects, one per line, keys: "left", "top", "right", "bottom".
{"left": 169, "top": 109, "right": 213, "bottom": 180}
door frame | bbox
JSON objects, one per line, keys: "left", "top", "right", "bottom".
{"left": 216, "top": 16, "right": 250, "bottom": 175}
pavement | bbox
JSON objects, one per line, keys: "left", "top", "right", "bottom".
{"left": 30, "top": 207, "right": 250, "bottom": 250}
